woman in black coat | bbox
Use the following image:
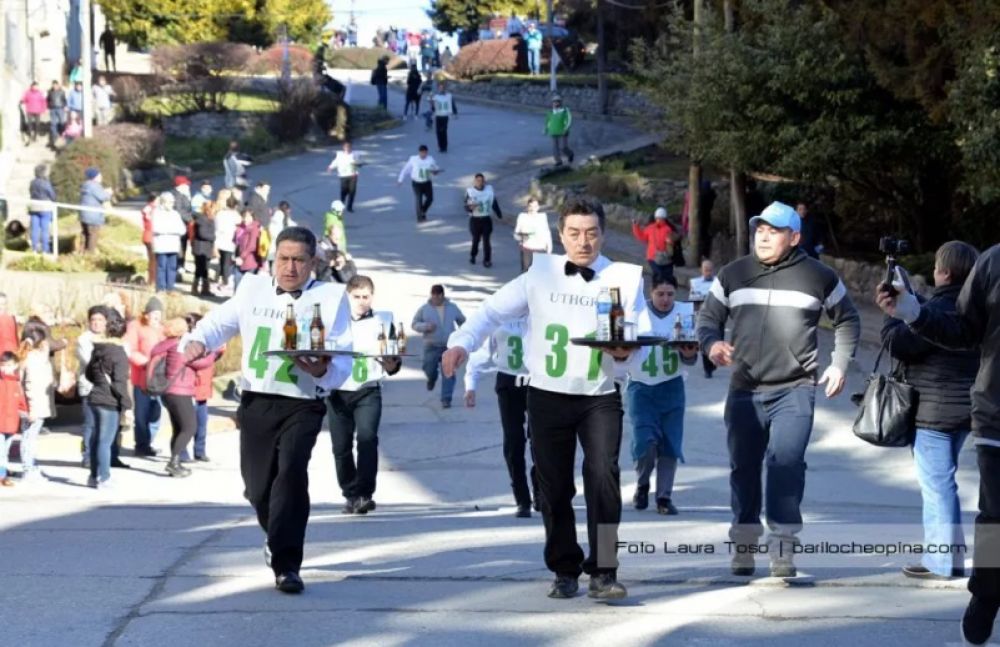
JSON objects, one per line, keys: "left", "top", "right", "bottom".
{"left": 85, "top": 312, "right": 132, "bottom": 488}
{"left": 404, "top": 64, "right": 422, "bottom": 119}
{"left": 882, "top": 240, "right": 980, "bottom": 581}
{"left": 192, "top": 201, "right": 216, "bottom": 296}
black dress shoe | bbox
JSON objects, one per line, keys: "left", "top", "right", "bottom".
{"left": 110, "top": 458, "right": 131, "bottom": 469}
{"left": 355, "top": 496, "right": 376, "bottom": 514}
{"left": 275, "top": 572, "right": 304, "bottom": 594}
{"left": 656, "top": 498, "right": 678, "bottom": 515}
{"left": 632, "top": 485, "right": 649, "bottom": 511}
{"left": 342, "top": 497, "right": 358, "bottom": 514}
{"left": 515, "top": 504, "right": 531, "bottom": 518}
{"left": 962, "top": 595, "right": 999, "bottom": 645}
{"left": 547, "top": 574, "right": 579, "bottom": 599}
{"left": 134, "top": 447, "right": 159, "bottom": 458}
{"left": 588, "top": 573, "right": 627, "bottom": 600}
{"left": 902, "top": 563, "right": 965, "bottom": 580}
{"left": 483, "top": 260, "right": 492, "bottom": 268}
{"left": 731, "top": 553, "right": 755, "bottom": 577}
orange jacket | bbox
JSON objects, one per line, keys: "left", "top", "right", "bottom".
{"left": 194, "top": 346, "right": 225, "bottom": 402}
{"left": 0, "top": 314, "right": 17, "bottom": 356}
{"left": 124, "top": 319, "right": 165, "bottom": 391}
{"left": 0, "top": 372, "right": 27, "bottom": 435}
{"left": 631, "top": 220, "right": 675, "bottom": 262}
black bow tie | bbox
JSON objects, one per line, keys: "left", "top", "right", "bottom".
{"left": 564, "top": 261, "right": 596, "bottom": 282}
{"left": 276, "top": 288, "right": 303, "bottom": 299}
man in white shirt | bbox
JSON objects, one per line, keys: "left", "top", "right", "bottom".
{"left": 397, "top": 145, "right": 442, "bottom": 222}
{"left": 687, "top": 259, "right": 715, "bottom": 378}
{"left": 181, "top": 227, "right": 353, "bottom": 595}
{"left": 326, "top": 140, "right": 362, "bottom": 213}
{"left": 93, "top": 76, "right": 115, "bottom": 126}
{"left": 442, "top": 197, "right": 648, "bottom": 601}
{"left": 465, "top": 173, "right": 503, "bottom": 267}
{"left": 431, "top": 81, "right": 458, "bottom": 153}
{"left": 514, "top": 197, "right": 553, "bottom": 271}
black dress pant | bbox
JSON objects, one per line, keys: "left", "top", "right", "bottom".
{"left": 527, "top": 386, "right": 624, "bottom": 578}
{"left": 327, "top": 386, "right": 382, "bottom": 499}
{"left": 339, "top": 176, "right": 358, "bottom": 211}
{"left": 970, "top": 444, "right": 1000, "bottom": 601}
{"left": 496, "top": 372, "right": 537, "bottom": 507}
{"left": 238, "top": 391, "right": 327, "bottom": 575}
{"left": 162, "top": 393, "right": 196, "bottom": 458}
{"left": 435, "top": 116, "right": 449, "bottom": 152}
{"left": 469, "top": 217, "right": 493, "bottom": 263}
{"left": 411, "top": 181, "right": 433, "bottom": 220}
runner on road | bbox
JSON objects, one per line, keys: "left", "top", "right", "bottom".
{"left": 181, "top": 227, "right": 353, "bottom": 595}
{"left": 464, "top": 173, "right": 502, "bottom": 268}
{"left": 325, "top": 141, "right": 362, "bottom": 213}
{"left": 397, "top": 145, "right": 442, "bottom": 222}
{"left": 432, "top": 81, "right": 458, "bottom": 153}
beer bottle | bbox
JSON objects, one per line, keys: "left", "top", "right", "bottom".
{"left": 283, "top": 304, "right": 298, "bottom": 350}
{"left": 377, "top": 324, "right": 387, "bottom": 355}
{"left": 388, "top": 320, "right": 399, "bottom": 355}
{"left": 397, "top": 323, "right": 407, "bottom": 354}
{"left": 309, "top": 303, "right": 324, "bottom": 351}
{"left": 609, "top": 288, "right": 625, "bottom": 342}
{"left": 674, "top": 314, "right": 683, "bottom": 342}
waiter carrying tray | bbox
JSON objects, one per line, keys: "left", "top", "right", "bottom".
{"left": 443, "top": 197, "right": 649, "bottom": 600}
{"left": 181, "top": 227, "right": 353, "bottom": 594}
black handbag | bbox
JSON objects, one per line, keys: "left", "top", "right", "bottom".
{"left": 851, "top": 344, "right": 918, "bottom": 447}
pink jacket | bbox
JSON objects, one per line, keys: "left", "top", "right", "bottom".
{"left": 124, "top": 319, "right": 165, "bottom": 390}
{"left": 21, "top": 89, "right": 46, "bottom": 115}
{"left": 149, "top": 337, "right": 216, "bottom": 397}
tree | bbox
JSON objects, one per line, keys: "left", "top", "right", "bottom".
{"left": 228, "top": 0, "right": 332, "bottom": 47}
{"left": 427, "top": 0, "right": 542, "bottom": 36}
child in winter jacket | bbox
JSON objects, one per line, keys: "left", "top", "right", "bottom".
{"left": 0, "top": 351, "right": 28, "bottom": 486}
{"left": 19, "top": 327, "right": 53, "bottom": 481}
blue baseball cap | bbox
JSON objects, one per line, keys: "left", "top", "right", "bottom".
{"left": 749, "top": 201, "right": 801, "bottom": 233}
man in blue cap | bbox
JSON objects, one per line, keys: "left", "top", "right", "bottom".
{"left": 697, "top": 201, "right": 860, "bottom": 578}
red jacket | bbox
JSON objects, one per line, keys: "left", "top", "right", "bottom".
{"left": 0, "top": 314, "right": 17, "bottom": 355}
{"left": 149, "top": 338, "right": 217, "bottom": 397}
{"left": 141, "top": 201, "right": 155, "bottom": 245}
{"left": 124, "top": 319, "right": 165, "bottom": 391}
{"left": 0, "top": 372, "right": 27, "bottom": 435}
{"left": 631, "top": 220, "right": 675, "bottom": 262}
{"left": 194, "top": 345, "right": 225, "bottom": 401}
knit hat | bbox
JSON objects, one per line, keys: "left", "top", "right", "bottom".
{"left": 84, "top": 167, "right": 100, "bottom": 180}
{"left": 173, "top": 175, "right": 191, "bottom": 187}
{"left": 654, "top": 207, "right": 668, "bottom": 220}
{"left": 143, "top": 296, "right": 164, "bottom": 315}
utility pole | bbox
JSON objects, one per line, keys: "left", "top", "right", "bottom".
{"left": 81, "top": 0, "right": 93, "bottom": 138}
{"left": 685, "top": 0, "right": 703, "bottom": 267}
{"left": 547, "top": 0, "right": 556, "bottom": 93}
{"left": 724, "top": 0, "right": 748, "bottom": 256}
{"left": 596, "top": 0, "right": 608, "bottom": 115}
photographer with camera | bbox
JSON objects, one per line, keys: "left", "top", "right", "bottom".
{"left": 881, "top": 241, "right": 980, "bottom": 581}
{"left": 877, "top": 243, "right": 1000, "bottom": 646}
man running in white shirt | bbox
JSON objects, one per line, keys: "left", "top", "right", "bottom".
{"left": 431, "top": 81, "right": 458, "bottom": 153}
{"left": 442, "top": 196, "right": 648, "bottom": 601}
{"left": 181, "top": 227, "right": 353, "bottom": 594}
{"left": 463, "top": 318, "right": 540, "bottom": 517}
{"left": 397, "top": 145, "right": 442, "bottom": 222}
{"left": 465, "top": 173, "right": 503, "bottom": 267}
{"left": 326, "top": 140, "right": 362, "bottom": 213}
{"left": 514, "top": 197, "right": 553, "bottom": 271}
{"left": 687, "top": 259, "right": 716, "bottom": 378}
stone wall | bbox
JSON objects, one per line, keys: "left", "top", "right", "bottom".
{"left": 450, "top": 80, "right": 658, "bottom": 119}
{"left": 163, "top": 111, "right": 269, "bottom": 139}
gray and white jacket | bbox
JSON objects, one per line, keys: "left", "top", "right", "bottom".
{"left": 697, "top": 248, "right": 860, "bottom": 391}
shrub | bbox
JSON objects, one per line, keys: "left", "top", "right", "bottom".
{"left": 583, "top": 160, "right": 654, "bottom": 204}
{"left": 250, "top": 44, "right": 315, "bottom": 75}
{"left": 152, "top": 42, "right": 255, "bottom": 113}
{"left": 325, "top": 47, "right": 406, "bottom": 70}
{"left": 268, "top": 78, "right": 318, "bottom": 141}
{"left": 95, "top": 123, "right": 165, "bottom": 169}
{"left": 50, "top": 138, "right": 123, "bottom": 209}
{"left": 448, "top": 39, "right": 521, "bottom": 79}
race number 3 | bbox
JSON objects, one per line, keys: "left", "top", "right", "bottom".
{"left": 544, "top": 324, "right": 602, "bottom": 380}
{"left": 506, "top": 335, "right": 524, "bottom": 371}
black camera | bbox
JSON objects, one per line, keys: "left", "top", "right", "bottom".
{"left": 878, "top": 236, "right": 910, "bottom": 256}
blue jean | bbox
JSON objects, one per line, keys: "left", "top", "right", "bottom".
{"left": 422, "top": 345, "right": 455, "bottom": 404}
{"left": 20, "top": 418, "right": 43, "bottom": 471}
{"left": 913, "top": 427, "right": 969, "bottom": 575}
{"left": 724, "top": 385, "right": 816, "bottom": 548}
{"left": 49, "top": 108, "right": 65, "bottom": 141}
{"left": 628, "top": 378, "right": 685, "bottom": 500}
{"left": 376, "top": 83, "right": 387, "bottom": 110}
{"left": 194, "top": 400, "right": 208, "bottom": 458}
{"left": 90, "top": 406, "right": 120, "bottom": 483}
{"left": 528, "top": 48, "right": 541, "bottom": 74}
{"left": 155, "top": 253, "right": 178, "bottom": 291}
{"left": 133, "top": 386, "right": 162, "bottom": 451}
{"left": 0, "top": 434, "right": 15, "bottom": 478}
{"left": 29, "top": 211, "right": 52, "bottom": 253}
{"left": 81, "top": 395, "right": 94, "bottom": 458}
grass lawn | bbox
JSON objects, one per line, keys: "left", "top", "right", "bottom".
{"left": 142, "top": 92, "right": 278, "bottom": 116}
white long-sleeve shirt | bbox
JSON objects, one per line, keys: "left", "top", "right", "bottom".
{"left": 514, "top": 211, "right": 552, "bottom": 253}
{"left": 464, "top": 319, "right": 528, "bottom": 392}
{"left": 448, "top": 254, "right": 650, "bottom": 396}
{"left": 152, "top": 207, "right": 187, "bottom": 254}
{"left": 398, "top": 155, "right": 439, "bottom": 184}
{"left": 328, "top": 151, "right": 361, "bottom": 178}
{"left": 180, "top": 274, "right": 353, "bottom": 399}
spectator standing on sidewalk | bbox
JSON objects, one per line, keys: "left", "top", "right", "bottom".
{"left": 67, "top": 81, "right": 84, "bottom": 120}
{"left": 513, "top": 197, "right": 552, "bottom": 271}
{"left": 326, "top": 141, "right": 362, "bottom": 212}
{"left": 371, "top": 56, "right": 389, "bottom": 110}
{"left": 46, "top": 81, "right": 67, "bottom": 147}
{"left": 125, "top": 297, "right": 165, "bottom": 457}
{"left": 688, "top": 259, "right": 717, "bottom": 378}
{"left": 214, "top": 196, "right": 241, "bottom": 294}
{"left": 0, "top": 351, "right": 27, "bottom": 487}
{"left": 697, "top": 201, "right": 860, "bottom": 579}
{"left": 544, "top": 95, "right": 574, "bottom": 166}
{"left": 246, "top": 181, "right": 272, "bottom": 227}
{"left": 79, "top": 167, "right": 112, "bottom": 253}
{"left": 397, "top": 145, "right": 441, "bottom": 222}
{"left": 76, "top": 305, "right": 107, "bottom": 468}
{"left": 18, "top": 327, "right": 53, "bottom": 482}
{"left": 84, "top": 312, "right": 130, "bottom": 489}
{"left": 187, "top": 312, "right": 223, "bottom": 463}
{"left": 0, "top": 294, "right": 16, "bottom": 356}
{"left": 28, "top": 164, "right": 55, "bottom": 254}
{"left": 875, "top": 243, "right": 1000, "bottom": 647}
{"left": 152, "top": 192, "right": 187, "bottom": 293}
{"left": 881, "top": 241, "right": 980, "bottom": 581}
{"left": 631, "top": 207, "right": 677, "bottom": 284}
{"left": 464, "top": 173, "right": 503, "bottom": 268}
{"left": 190, "top": 180, "right": 213, "bottom": 216}
{"left": 233, "top": 209, "right": 263, "bottom": 287}
{"left": 99, "top": 27, "right": 116, "bottom": 71}
{"left": 140, "top": 193, "right": 157, "bottom": 287}
{"left": 224, "top": 141, "right": 247, "bottom": 189}
{"left": 525, "top": 23, "right": 543, "bottom": 75}
{"left": 404, "top": 64, "right": 423, "bottom": 118}
{"left": 412, "top": 285, "right": 465, "bottom": 408}
{"left": 192, "top": 200, "right": 217, "bottom": 296}
{"left": 431, "top": 81, "right": 458, "bottom": 153}
{"left": 172, "top": 176, "right": 194, "bottom": 279}
{"left": 20, "top": 82, "right": 46, "bottom": 143}
{"left": 93, "top": 76, "right": 115, "bottom": 126}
